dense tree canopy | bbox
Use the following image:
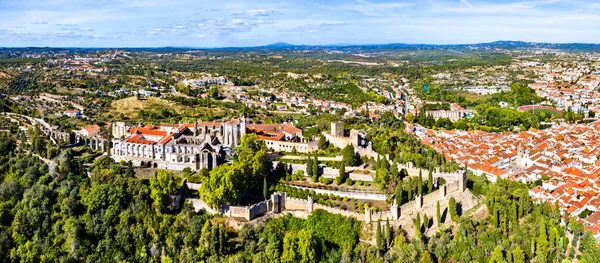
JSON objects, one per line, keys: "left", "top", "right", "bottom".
{"left": 200, "top": 134, "right": 268, "bottom": 207}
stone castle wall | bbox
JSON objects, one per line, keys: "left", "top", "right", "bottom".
{"left": 285, "top": 197, "right": 310, "bottom": 210}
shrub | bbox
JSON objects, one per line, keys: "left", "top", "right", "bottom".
{"left": 345, "top": 179, "right": 354, "bottom": 186}
{"left": 319, "top": 177, "right": 332, "bottom": 185}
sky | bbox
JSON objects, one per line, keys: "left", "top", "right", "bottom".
{"left": 0, "top": 0, "right": 599, "bottom": 47}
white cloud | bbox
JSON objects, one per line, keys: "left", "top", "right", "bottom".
{"left": 460, "top": 0, "right": 473, "bottom": 8}
{"left": 235, "top": 9, "right": 278, "bottom": 17}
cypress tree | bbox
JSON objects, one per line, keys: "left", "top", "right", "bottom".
{"left": 263, "top": 176, "right": 268, "bottom": 199}
{"left": 385, "top": 218, "right": 392, "bottom": 250}
{"left": 449, "top": 197, "right": 457, "bottom": 221}
{"left": 428, "top": 168, "right": 433, "bottom": 193}
{"left": 312, "top": 153, "right": 319, "bottom": 178}
{"left": 376, "top": 221, "right": 383, "bottom": 250}
{"left": 306, "top": 156, "right": 313, "bottom": 177}
{"left": 337, "top": 163, "right": 346, "bottom": 185}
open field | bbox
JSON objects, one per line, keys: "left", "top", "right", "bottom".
{"left": 526, "top": 108, "right": 561, "bottom": 116}
{"left": 519, "top": 105, "right": 561, "bottom": 115}
{"left": 108, "top": 96, "right": 228, "bottom": 121}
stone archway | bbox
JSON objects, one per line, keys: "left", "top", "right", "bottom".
{"left": 140, "top": 161, "right": 146, "bottom": 167}
{"left": 153, "top": 162, "right": 158, "bottom": 168}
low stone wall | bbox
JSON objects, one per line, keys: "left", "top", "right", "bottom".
{"left": 228, "top": 206, "right": 250, "bottom": 220}
{"left": 248, "top": 200, "right": 270, "bottom": 219}
{"left": 446, "top": 180, "right": 460, "bottom": 193}
{"left": 349, "top": 172, "right": 374, "bottom": 182}
{"left": 371, "top": 211, "right": 395, "bottom": 222}
{"left": 189, "top": 198, "right": 220, "bottom": 214}
{"left": 400, "top": 199, "right": 416, "bottom": 213}
{"left": 285, "top": 197, "right": 310, "bottom": 210}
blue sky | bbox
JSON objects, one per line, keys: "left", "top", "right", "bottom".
{"left": 0, "top": 0, "right": 598, "bottom": 47}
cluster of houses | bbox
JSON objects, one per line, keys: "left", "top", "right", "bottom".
{"left": 233, "top": 75, "right": 413, "bottom": 120}
{"left": 522, "top": 57, "right": 600, "bottom": 114}
{"left": 417, "top": 122, "right": 600, "bottom": 241}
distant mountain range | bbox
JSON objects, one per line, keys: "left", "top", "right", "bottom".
{"left": 158, "top": 41, "right": 600, "bottom": 52}
{"left": 3, "top": 41, "right": 600, "bottom": 52}
{"left": 244, "top": 41, "right": 600, "bottom": 51}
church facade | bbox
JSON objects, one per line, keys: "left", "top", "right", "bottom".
{"left": 110, "top": 118, "right": 246, "bottom": 171}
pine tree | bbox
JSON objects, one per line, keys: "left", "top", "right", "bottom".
{"left": 436, "top": 200, "right": 441, "bottom": 226}
{"left": 376, "top": 221, "right": 383, "bottom": 251}
{"left": 428, "top": 168, "right": 433, "bottom": 193}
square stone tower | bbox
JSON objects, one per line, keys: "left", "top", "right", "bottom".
{"left": 331, "top": 121, "right": 344, "bottom": 137}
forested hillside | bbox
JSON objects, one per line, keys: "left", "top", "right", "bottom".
{"left": 0, "top": 134, "right": 599, "bottom": 262}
